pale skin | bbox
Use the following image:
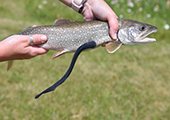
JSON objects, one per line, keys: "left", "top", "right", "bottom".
{"left": 0, "top": 0, "right": 118, "bottom": 62}
{"left": 0, "top": 35, "right": 48, "bottom": 62}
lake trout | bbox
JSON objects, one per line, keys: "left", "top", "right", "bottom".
{"left": 7, "top": 18, "right": 158, "bottom": 98}
{"left": 8, "top": 18, "right": 157, "bottom": 70}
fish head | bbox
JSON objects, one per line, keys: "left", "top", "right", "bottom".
{"left": 117, "top": 19, "right": 158, "bottom": 45}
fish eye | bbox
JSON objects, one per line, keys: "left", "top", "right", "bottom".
{"left": 139, "top": 25, "right": 145, "bottom": 31}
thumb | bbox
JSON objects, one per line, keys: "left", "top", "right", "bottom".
{"left": 27, "top": 34, "right": 48, "bottom": 45}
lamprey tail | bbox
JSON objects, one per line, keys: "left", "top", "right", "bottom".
{"left": 35, "top": 41, "right": 96, "bottom": 99}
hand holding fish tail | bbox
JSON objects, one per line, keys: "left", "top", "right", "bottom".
{"left": 35, "top": 41, "right": 96, "bottom": 99}
{"left": 0, "top": 34, "right": 48, "bottom": 62}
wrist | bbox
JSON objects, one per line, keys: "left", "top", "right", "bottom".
{"left": 71, "top": 0, "right": 87, "bottom": 13}
{"left": 0, "top": 41, "right": 9, "bottom": 62}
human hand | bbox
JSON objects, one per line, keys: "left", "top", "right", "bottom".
{"left": 0, "top": 34, "right": 48, "bottom": 61}
{"left": 81, "top": 0, "right": 119, "bottom": 40}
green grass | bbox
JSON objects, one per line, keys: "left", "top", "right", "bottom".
{"left": 0, "top": 0, "right": 170, "bottom": 120}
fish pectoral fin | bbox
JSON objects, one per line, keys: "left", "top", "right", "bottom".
{"left": 54, "top": 18, "right": 75, "bottom": 25}
{"left": 106, "top": 41, "right": 122, "bottom": 53}
{"left": 7, "top": 60, "right": 13, "bottom": 71}
{"left": 50, "top": 49, "right": 69, "bottom": 61}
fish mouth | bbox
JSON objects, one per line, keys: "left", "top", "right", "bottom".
{"left": 136, "top": 29, "right": 158, "bottom": 44}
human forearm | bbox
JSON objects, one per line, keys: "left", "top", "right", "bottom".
{"left": 0, "top": 41, "right": 9, "bottom": 62}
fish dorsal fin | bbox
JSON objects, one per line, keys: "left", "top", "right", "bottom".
{"left": 54, "top": 18, "right": 75, "bottom": 25}
{"left": 106, "top": 41, "right": 122, "bottom": 53}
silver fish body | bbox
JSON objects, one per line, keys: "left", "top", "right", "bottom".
{"left": 18, "top": 18, "right": 158, "bottom": 57}
{"left": 19, "top": 20, "right": 112, "bottom": 52}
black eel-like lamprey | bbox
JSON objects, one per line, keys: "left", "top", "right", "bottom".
{"left": 35, "top": 41, "right": 96, "bottom": 99}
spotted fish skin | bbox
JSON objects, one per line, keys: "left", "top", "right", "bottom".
{"left": 19, "top": 20, "right": 112, "bottom": 52}
{"left": 18, "top": 18, "right": 158, "bottom": 53}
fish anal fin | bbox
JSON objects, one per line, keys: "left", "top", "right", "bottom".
{"left": 54, "top": 18, "right": 75, "bottom": 25}
{"left": 7, "top": 60, "right": 13, "bottom": 71}
{"left": 106, "top": 41, "right": 122, "bottom": 53}
{"left": 50, "top": 49, "right": 69, "bottom": 61}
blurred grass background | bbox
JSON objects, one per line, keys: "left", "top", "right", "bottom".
{"left": 0, "top": 0, "right": 170, "bottom": 119}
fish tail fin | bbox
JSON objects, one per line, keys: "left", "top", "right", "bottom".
{"left": 7, "top": 60, "right": 13, "bottom": 71}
